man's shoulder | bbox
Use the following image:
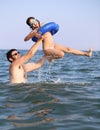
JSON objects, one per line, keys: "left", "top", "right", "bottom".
{"left": 10, "top": 59, "right": 21, "bottom": 67}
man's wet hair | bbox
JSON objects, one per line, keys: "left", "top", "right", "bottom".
{"left": 6, "top": 49, "right": 17, "bottom": 62}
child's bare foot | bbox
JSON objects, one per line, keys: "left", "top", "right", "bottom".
{"left": 88, "top": 48, "right": 92, "bottom": 57}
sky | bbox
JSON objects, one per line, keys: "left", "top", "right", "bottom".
{"left": 0, "top": 0, "right": 100, "bottom": 50}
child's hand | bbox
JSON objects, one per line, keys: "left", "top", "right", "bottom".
{"left": 35, "top": 32, "right": 42, "bottom": 39}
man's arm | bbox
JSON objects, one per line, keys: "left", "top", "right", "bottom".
{"left": 23, "top": 55, "right": 47, "bottom": 72}
{"left": 21, "top": 38, "right": 43, "bottom": 63}
{"left": 14, "top": 37, "right": 43, "bottom": 66}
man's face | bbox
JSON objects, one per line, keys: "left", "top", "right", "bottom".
{"left": 10, "top": 51, "right": 21, "bottom": 61}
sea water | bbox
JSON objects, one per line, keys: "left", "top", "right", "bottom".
{"left": 0, "top": 50, "right": 100, "bottom": 130}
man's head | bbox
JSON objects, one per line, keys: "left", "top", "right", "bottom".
{"left": 26, "top": 17, "right": 40, "bottom": 30}
{"left": 6, "top": 49, "right": 20, "bottom": 63}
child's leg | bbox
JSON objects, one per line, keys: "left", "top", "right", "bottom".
{"left": 44, "top": 49, "right": 64, "bottom": 59}
{"left": 44, "top": 49, "right": 64, "bottom": 62}
{"left": 54, "top": 43, "right": 92, "bottom": 57}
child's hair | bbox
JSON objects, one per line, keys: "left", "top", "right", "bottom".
{"left": 26, "top": 16, "right": 40, "bottom": 29}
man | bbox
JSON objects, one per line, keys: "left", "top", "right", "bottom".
{"left": 24, "top": 17, "right": 92, "bottom": 61}
{"left": 6, "top": 38, "right": 46, "bottom": 83}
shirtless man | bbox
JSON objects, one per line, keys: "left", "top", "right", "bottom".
{"left": 24, "top": 17, "right": 92, "bottom": 61}
{"left": 6, "top": 38, "right": 46, "bottom": 83}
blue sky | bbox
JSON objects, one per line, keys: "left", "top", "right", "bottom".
{"left": 0, "top": 0, "right": 100, "bottom": 50}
